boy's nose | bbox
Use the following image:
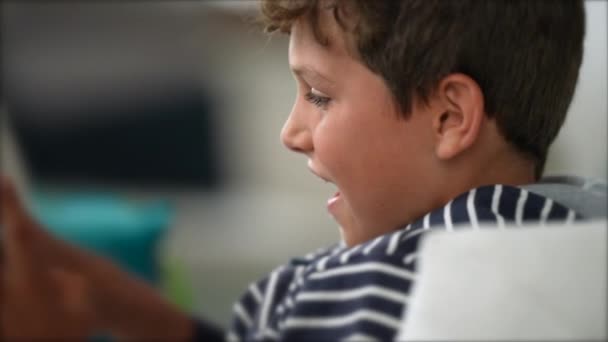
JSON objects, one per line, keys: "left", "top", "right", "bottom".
{"left": 281, "top": 109, "right": 313, "bottom": 154}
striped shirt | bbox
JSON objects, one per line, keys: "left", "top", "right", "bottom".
{"left": 206, "top": 184, "right": 582, "bottom": 341}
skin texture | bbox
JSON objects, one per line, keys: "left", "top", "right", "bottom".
{"left": 0, "top": 176, "right": 194, "bottom": 340}
{"left": 282, "top": 10, "right": 535, "bottom": 246}
{"left": 0, "top": 176, "right": 96, "bottom": 339}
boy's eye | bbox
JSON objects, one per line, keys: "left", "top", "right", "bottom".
{"left": 304, "top": 91, "right": 331, "bottom": 109}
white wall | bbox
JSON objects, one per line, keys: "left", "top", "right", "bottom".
{"left": 545, "top": 0, "right": 608, "bottom": 180}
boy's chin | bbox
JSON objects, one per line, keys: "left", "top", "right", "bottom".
{"left": 335, "top": 218, "right": 367, "bottom": 248}
{"left": 330, "top": 198, "right": 380, "bottom": 247}
{"left": 330, "top": 202, "right": 356, "bottom": 244}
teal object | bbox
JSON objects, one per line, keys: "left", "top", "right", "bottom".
{"left": 30, "top": 190, "right": 172, "bottom": 285}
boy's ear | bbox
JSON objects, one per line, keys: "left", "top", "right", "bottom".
{"left": 432, "top": 73, "right": 485, "bottom": 160}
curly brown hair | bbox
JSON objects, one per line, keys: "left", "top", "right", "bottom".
{"left": 259, "top": 0, "right": 585, "bottom": 179}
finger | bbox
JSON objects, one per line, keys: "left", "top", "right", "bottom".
{"left": 0, "top": 176, "right": 40, "bottom": 281}
{"left": 48, "top": 268, "right": 97, "bottom": 338}
{"left": 0, "top": 175, "right": 35, "bottom": 240}
{"left": 1, "top": 176, "right": 61, "bottom": 267}
{"left": 0, "top": 252, "right": 4, "bottom": 309}
{"left": 1, "top": 176, "right": 95, "bottom": 274}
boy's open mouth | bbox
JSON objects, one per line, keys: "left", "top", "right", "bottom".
{"left": 307, "top": 164, "right": 342, "bottom": 213}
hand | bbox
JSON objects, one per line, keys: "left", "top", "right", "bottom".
{"left": 0, "top": 175, "right": 195, "bottom": 340}
{"left": 0, "top": 176, "right": 97, "bottom": 339}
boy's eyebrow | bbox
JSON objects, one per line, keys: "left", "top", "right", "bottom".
{"left": 291, "top": 66, "right": 335, "bottom": 88}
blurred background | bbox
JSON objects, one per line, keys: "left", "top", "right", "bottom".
{"left": 1, "top": 0, "right": 606, "bottom": 328}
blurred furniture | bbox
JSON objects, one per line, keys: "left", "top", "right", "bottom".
{"left": 3, "top": 2, "right": 224, "bottom": 189}
{"left": 523, "top": 175, "right": 607, "bottom": 219}
{"left": 399, "top": 220, "right": 607, "bottom": 340}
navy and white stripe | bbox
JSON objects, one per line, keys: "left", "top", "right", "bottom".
{"left": 223, "top": 184, "right": 583, "bottom": 341}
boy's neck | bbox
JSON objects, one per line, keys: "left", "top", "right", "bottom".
{"left": 466, "top": 120, "right": 537, "bottom": 187}
{"left": 436, "top": 138, "right": 537, "bottom": 205}
{"left": 482, "top": 153, "right": 536, "bottom": 186}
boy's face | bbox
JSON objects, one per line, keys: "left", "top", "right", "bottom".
{"left": 282, "top": 13, "right": 439, "bottom": 246}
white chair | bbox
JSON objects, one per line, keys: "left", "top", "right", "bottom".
{"left": 398, "top": 220, "right": 607, "bottom": 341}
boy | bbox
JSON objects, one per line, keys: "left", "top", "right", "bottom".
{"left": 0, "top": 0, "right": 587, "bottom": 341}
